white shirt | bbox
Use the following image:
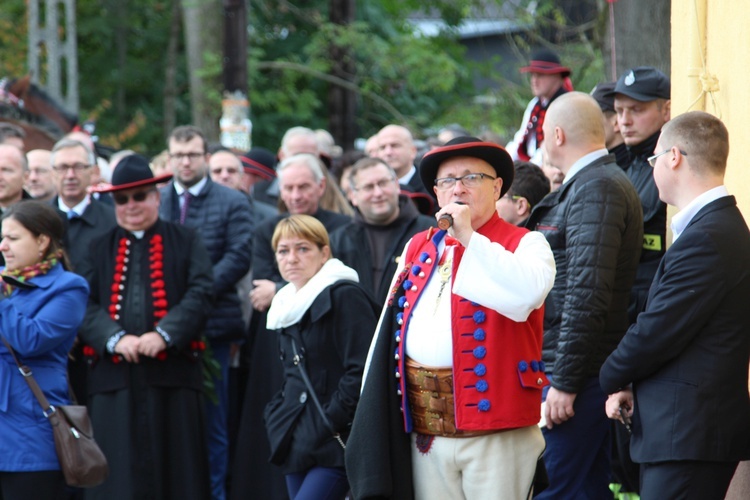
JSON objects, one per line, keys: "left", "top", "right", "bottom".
{"left": 58, "top": 195, "right": 91, "bottom": 217}
{"left": 671, "top": 185, "right": 730, "bottom": 243}
{"left": 403, "top": 230, "right": 556, "bottom": 367}
{"left": 398, "top": 166, "right": 417, "bottom": 186}
{"left": 173, "top": 176, "right": 208, "bottom": 207}
{"left": 563, "top": 149, "right": 609, "bottom": 184}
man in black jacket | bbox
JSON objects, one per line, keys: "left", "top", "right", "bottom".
{"left": 50, "top": 138, "right": 117, "bottom": 271}
{"left": 159, "top": 126, "right": 253, "bottom": 500}
{"left": 601, "top": 111, "right": 750, "bottom": 499}
{"left": 526, "top": 92, "right": 643, "bottom": 499}
{"left": 329, "top": 157, "right": 433, "bottom": 304}
{"left": 614, "top": 66, "right": 671, "bottom": 322}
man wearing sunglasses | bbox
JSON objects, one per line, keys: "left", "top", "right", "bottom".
{"left": 78, "top": 154, "right": 214, "bottom": 498}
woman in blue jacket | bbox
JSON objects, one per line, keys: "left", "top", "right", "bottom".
{"left": 0, "top": 201, "right": 89, "bottom": 498}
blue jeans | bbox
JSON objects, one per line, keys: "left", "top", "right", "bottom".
{"left": 206, "top": 341, "right": 230, "bottom": 500}
{"left": 285, "top": 466, "right": 349, "bottom": 500}
{"left": 535, "top": 377, "right": 612, "bottom": 499}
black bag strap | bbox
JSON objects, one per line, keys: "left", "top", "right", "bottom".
{"left": 1, "top": 336, "right": 58, "bottom": 418}
{"left": 290, "top": 337, "right": 346, "bottom": 450}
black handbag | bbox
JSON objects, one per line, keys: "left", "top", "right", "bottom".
{"left": 290, "top": 337, "right": 346, "bottom": 450}
{"left": 2, "top": 337, "right": 109, "bottom": 487}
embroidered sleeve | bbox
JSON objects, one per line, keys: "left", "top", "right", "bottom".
{"left": 155, "top": 325, "right": 172, "bottom": 347}
{"left": 106, "top": 330, "right": 127, "bottom": 354}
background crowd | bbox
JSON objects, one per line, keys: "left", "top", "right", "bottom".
{"left": 0, "top": 48, "right": 747, "bottom": 500}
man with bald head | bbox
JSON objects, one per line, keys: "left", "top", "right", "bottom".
{"left": 377, "top": 124, "right": 436, "bottom": 213}
{"left": 25, "top": 149, "right": 56, "bottom": 201}
{"left": 525, "top": 92, "right": 643, "bottom": 499}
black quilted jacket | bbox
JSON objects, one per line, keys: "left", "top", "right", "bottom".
{"left": 160, "top": 179, "right": 254, "bottom": 342}
{"left": 525, "top": 154, "right": 643, "bottom": 393}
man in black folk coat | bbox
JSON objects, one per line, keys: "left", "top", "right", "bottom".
{"left": 600, "top": 111, "right": 750, "bottom": 499}
{"left": 79, "top": 155, "right": 214, "bottom": 499}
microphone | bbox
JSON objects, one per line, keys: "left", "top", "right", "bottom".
{"left": 437, "top": 202, "right": 464, "bottom": 230}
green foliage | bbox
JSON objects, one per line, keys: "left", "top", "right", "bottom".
{"left": 0, "top": 0, "right": 29, "bottom": 77}
{"left": 1, "top": 0, "right": 609, "bottom": 153}
{"left": 247, "top": 1, "right": 475, "bottom": 148}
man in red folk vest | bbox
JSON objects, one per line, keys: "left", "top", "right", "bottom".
{"left": 507, "top": 49, "right": 572, "bottom": 166}
{"left": 346, "top": 137, "right": 556, "bottom": 499}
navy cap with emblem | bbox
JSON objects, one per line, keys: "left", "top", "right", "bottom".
{"left": 615, "top": 66, "right": 670, "bottom": 102}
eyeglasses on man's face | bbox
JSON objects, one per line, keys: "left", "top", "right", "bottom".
{"left": 52, "top": 163, "right": 91, "bottom": 173}
{"left": 434, "top": 172, "right": 496, "bottom": 191}
{"left": 169, "top": 152, "right": 205, "bottom": 162}
{"left": 647, "top": 148, "right": 687, "bottom": 167}
{"left": 113, "top": 189, "right": 155, "bottom": 205}
{"left": 353, "top": 177, "right": 396, "bottom": 194}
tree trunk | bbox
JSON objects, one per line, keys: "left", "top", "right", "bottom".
{"left": 114, "top": 0, "right": 128, "bottom": 126}
{"left": 328, "top": 0, "right": 357, "bottom": 151}
{"left": 601, "top": 0, "right": 671, "bottom": 81}
{"left": 163, "top": 0, "right": 181, "bottom": 140}
{"left": 181, "top": 0, "right": 222, "bottom": 141}
{"left": 222, "top": 0, "right": 247, "bottom": 93}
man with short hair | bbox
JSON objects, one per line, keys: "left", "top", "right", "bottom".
{"left": 495, "top": 161, "right": 550, "bottom": 226}
{"left": 25, "top": 149, "right": 56, "bottom": 201}
{"left": 330, "top": 157, "right": 434, "bottom": 304}
{"left": 253, "top": 126, "right": 319, "bottom": 207}
{"left": 50, "top": 139, "right": 117, "bottom": 267}
{"left": 347, "top": 137, "right": 556, "bottom": 499}
{"left": 50, "top": 138, "right": 118, "bottom": 408}
{"left": 614, "top": 66, "right": 671, "bottom": 322}
{"left": 0, "top": 144, "right": 30, "bottom": 210}
{"left": 209, "top": 149, "right": 245, "bottom": 191}
{"left": 210, "top": 148, "right": 276, "bottom": 221}
{"left": 525, "top": 92, "right": 643, "bottom": 499}
{"left": 0, "top": 144, "right": 32, "bottom": 266}
{"left": 601, "top": 111, "right": 750, "bottom": 499}
{"left": 507, "top": 49, "right": 571, "bottom": 165}
{"left": 250, "top": 153, "right": 351, "bottom": 312}
{"left": 159, "top": 125, "right": 253, "bottom": 500}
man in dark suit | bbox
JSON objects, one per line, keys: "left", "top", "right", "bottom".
{"left": 600, "top": 111, "right": 750, "bottom": 499}
{"left": 50, "top": 138, "right": 117, "bottom": 271}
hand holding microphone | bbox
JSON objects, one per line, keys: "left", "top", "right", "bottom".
{"left": 438, "top": 202, "right": 465, "bottom": 230}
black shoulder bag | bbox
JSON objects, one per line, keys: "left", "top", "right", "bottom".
{"left": 290, "top": 337, "right": 346, "bottom": 450}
